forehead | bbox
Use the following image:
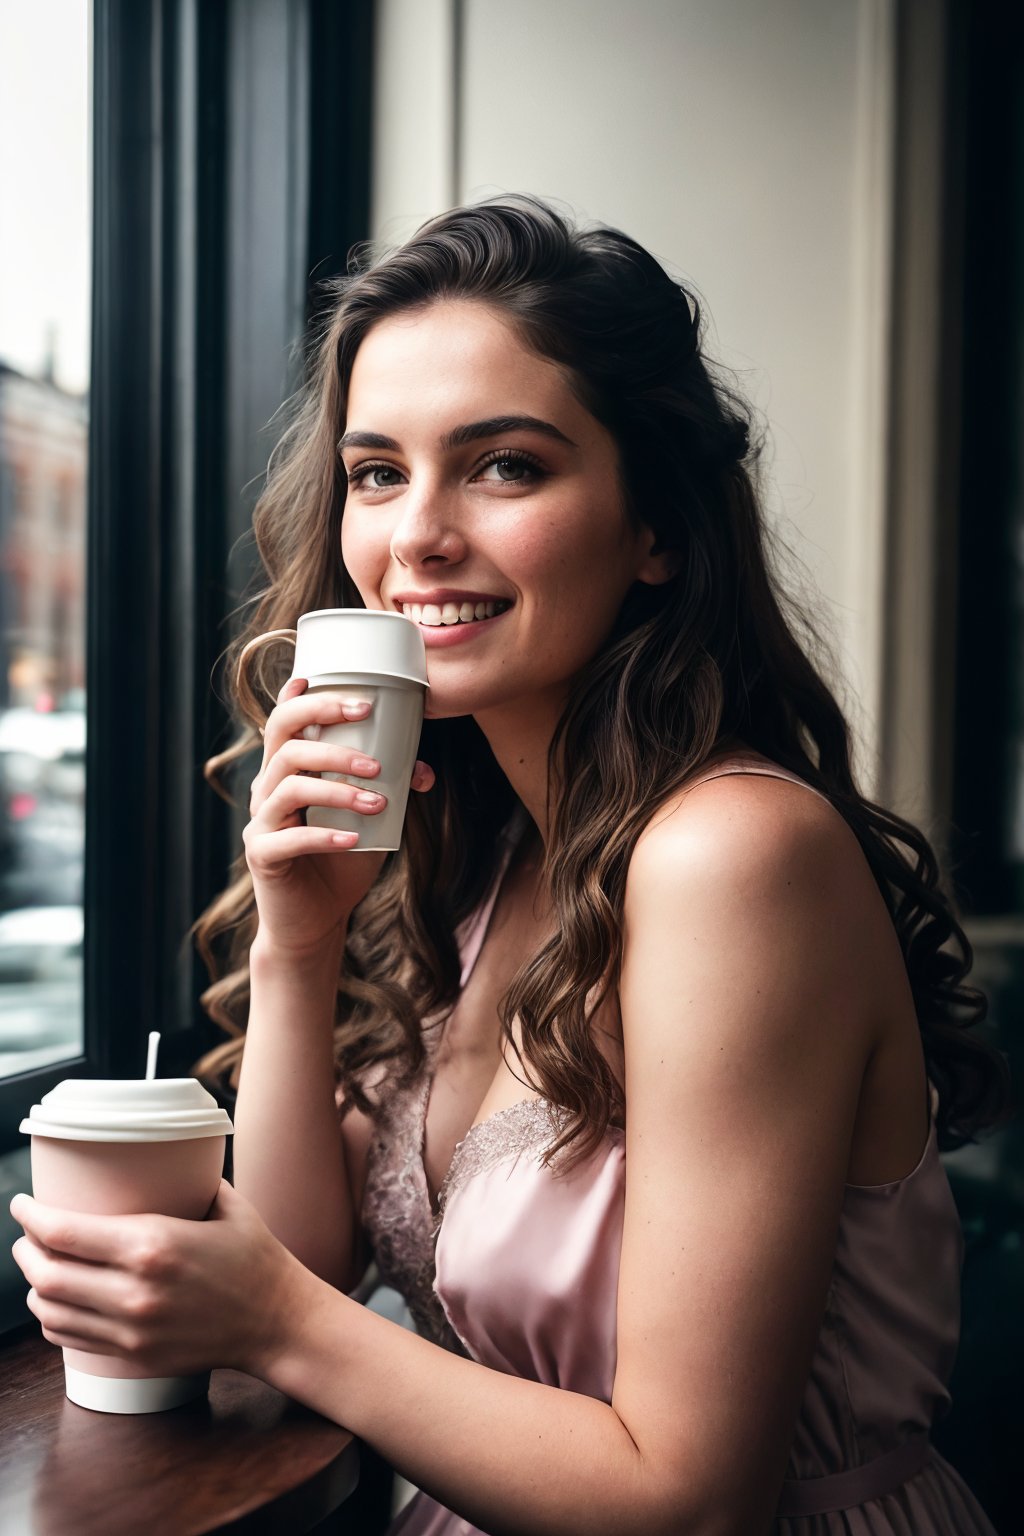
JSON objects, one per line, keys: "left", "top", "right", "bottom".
{"left": 345, "top": 300, "right": 585, "bottom": 431}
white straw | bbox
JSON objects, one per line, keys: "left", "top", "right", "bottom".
{"left": 145, "top": 1031, "right": 160, "bottom": 1081}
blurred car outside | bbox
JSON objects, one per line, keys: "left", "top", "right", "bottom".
{"left": 0, "top": 702, "right": 85, "bottom": 1073}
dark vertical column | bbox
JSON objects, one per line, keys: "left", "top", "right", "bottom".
{"left": 82, "top": 0, "right": 167, "bottom": 1080}
{"left": 222, "top": 0, "right": 311, "bottom": 613}
{"left": 58, "top": 0, "right": 237, "bottom": 1092}
{"left": 306, "top": 0, "right": 374, "bottom": 324}
{"left": 950, "top": 4, "right": 1024, "bottom": 915}
{"left": 161, "top": 0, "right": 233, "bottom": 1077}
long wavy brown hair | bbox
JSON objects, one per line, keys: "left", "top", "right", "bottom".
{"left": 192, "top": 194, "right": 1011, "bottom": 1167}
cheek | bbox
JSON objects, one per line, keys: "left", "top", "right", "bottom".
{"left": 513, "top": 496, "right": 594, "bottom": 579}
{"left": 526, "top": 503, "right": 625, "bottom": 606}
{"left": 340, "top": 513, "right": 386, "bottom": 589}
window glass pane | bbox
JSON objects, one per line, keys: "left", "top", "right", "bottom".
{"left": 0, "top": 2, "right": 89, "bottom": 1076}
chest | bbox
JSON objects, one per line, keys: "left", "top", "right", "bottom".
{"left": 422, "top": 861, "right": 623, "bottom": 1211}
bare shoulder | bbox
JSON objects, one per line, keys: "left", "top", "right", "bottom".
{"left": 628, "top": 763, "right": 874, "bottom": 925}
{"left": 622, "top": 763, "right": 889, "bottom": 1072}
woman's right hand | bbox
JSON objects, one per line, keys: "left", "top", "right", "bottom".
{"left": 243, "top": 676, "right": 434, "bottom": 961}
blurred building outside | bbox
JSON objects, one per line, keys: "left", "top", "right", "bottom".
{"left": 0, "top": 362, "right": 86, "bottom": 1074}
{"left": 0, "top": 0, "right": 89, "bottom": 1077}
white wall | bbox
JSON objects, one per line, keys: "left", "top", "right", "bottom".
{"left": 372, "top": 0, "right": 894, "bottom": 791}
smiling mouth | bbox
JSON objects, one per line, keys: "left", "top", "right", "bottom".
{"left": 398, "top": 600, "right": 513, "bottom": 627}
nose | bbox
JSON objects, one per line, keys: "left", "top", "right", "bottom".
{"left": 388, "top": 483, "right": 468, "bottom": 569}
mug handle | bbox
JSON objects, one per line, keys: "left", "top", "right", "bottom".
{"left": 234, "top": 628, "right": 297, "bottom": 712}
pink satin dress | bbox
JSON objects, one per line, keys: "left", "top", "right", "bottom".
{"left": 353, "top": 764, "right": 998, "bottom": 1536}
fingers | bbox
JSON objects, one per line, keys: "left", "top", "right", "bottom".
{"left": 275, "top": 675, "right": 307, "bottom": 709}
{"left": 251, "top": 739, "right": 381, "bottom": 814}
{"left": 244, "top": 823, "right": 360, "bottom": 868}
{"left": 26, "top": 1288, "right": 126, "bottom": 1354}
{"left": 258, "top": 687, "right": 436, "bottom": 796}
{"left": 261, "top": 684, "right": 373, "bottom": 768}
{"left": 11, "top": 1203, "right": 177, "bottom": 1354}
{"left": 10, "top": 1194, "right": 160, "bottom": 1270}
{"left": 13, "top": 1233, "right": 124, "bottom": 1315}
{"left": 251, "top": 767, "right": 388, "bottom": 831}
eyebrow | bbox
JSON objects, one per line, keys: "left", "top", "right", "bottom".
{"left": 337, "top": 415, "right": 578, "bottom": 454}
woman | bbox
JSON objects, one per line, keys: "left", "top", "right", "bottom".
{"left": 10, "top": 197, "right": 1009, "bottom": 1534}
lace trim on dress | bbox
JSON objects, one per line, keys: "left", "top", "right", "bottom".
{"left": 433, "top": 1098, "right": 566, "bottom": 1230}
{"left": 360, "top": 1070, "right": 469, "bottom": 1352}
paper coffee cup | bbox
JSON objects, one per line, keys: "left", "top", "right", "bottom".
{"left": 237, "top": 609, "right": 429, "bottom": 852}
{"left": 303, "top": 679, "right": 424, "bottom": 850}
{"left": 294, "top": 611, "right": 427, "bottom": 851}
{"left": 20, "top": 1077, "right": 233, "bottom": 1414}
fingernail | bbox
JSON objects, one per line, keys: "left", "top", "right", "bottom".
{"left": 352, "top": 756, "right": 378, "bottom": 774}
{"left": 356, "top": 790, "right": 384, "bottom": 808}
{"left": 342, "top": 699, "right": 372, "bottom": 713}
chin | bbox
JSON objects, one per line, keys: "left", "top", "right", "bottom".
{"left": 424, "top": 702, "right": 474, "bottom": 722}
{"left": 423, "top": 679, "right": 513, "bottom": 721}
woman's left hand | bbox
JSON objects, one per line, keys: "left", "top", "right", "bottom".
{"left": 9, "top": 1179, "right": 303, "bottom": 1379}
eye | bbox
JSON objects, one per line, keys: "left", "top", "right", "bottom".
{"left": 346, "top": 462, "right": 404, "bottom": 490}
{"left": 473, "top": 450, "right": 545, "bottom": 485}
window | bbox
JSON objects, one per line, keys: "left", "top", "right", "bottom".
{"left": 0, "top": 3, "right": 89, "bottom": 1083}
{"left": 0, "top": 0, "right": 372, "bottom": 1163}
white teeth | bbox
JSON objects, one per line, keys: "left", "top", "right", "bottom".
{"left": 400, "top": 599, "right": 510, "bottom": 625}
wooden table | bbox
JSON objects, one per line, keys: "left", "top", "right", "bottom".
{"left": 0, "top": 1325, "right": 360, "bottom": 1534}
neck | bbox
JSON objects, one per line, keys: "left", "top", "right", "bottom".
{"left": 471, "top": 695, "right": 751, "bottom": 851}
{"left": 472, "top": 686, "right": 567, "bottom": 849}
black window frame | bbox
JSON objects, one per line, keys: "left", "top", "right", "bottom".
{"left": 948, "top": 0, "right": 1024, "bottom": 918}
{"left": 0, "top": 0, "right": 372, "bottom": 1155}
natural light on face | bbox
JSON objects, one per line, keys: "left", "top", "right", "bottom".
{"left": 339, "top": 300, "right": 659, "bottom": 722}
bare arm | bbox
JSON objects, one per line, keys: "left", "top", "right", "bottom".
{"left": 232, "top": 934, "right": 364, "bottom": 1295}
{"left": 229, "top": 675, "right": 437, "bottom": 1296}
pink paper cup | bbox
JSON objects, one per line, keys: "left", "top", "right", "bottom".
{"left": 21, "top": 1077, "right": 233, "bottom": 1413}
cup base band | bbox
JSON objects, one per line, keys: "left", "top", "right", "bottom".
{"left": 64, "top": 1362, "right": 211, "bottom": 1414}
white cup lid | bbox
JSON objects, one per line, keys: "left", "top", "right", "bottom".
{"left": 294, "top": 609, "right": 428, "bottom": 687}
{"left": 19, "top": 1077, "right": 234, "bottom": 1143}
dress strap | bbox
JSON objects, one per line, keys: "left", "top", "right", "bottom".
{"left": 683, "top": 759, "right": 833, "bottom": 809}
{"left": 456, "top": 806, "right": 531, "bottom": 990}
{"left": 775, "top": 1433, "right": 931, "bottom": 1517}
{"left": 456, "top": 875, "right": 505, "bottom": 990}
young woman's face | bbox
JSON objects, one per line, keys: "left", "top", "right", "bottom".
{"left": 339, "top": 300, "right": 671, "bottom": 720}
